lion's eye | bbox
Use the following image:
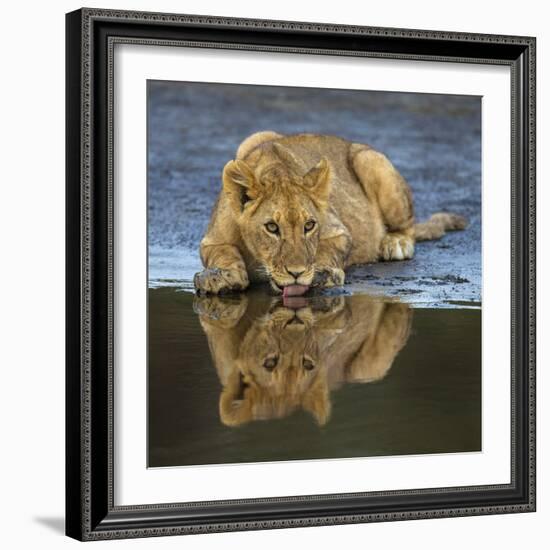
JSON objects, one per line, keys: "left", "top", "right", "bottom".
{"left": 263, "top": 356, "right": 278, "bottom": 371}
{"left": 303, "top": 358, "right": 315, "bottom": 371}
{"left": 304, "top": 220, "right": 316, "bottom": 233}
{"left": 265, "top": 222, "right": 279, "bottom": 234}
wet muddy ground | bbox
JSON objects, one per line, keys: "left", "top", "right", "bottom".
{"left": 148, "top": 81, "right": 481, "bottom": 307}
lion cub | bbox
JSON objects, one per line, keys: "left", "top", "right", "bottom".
{"left": 195, "top": 294, "right": 412, "bottom": 426}
{"left": 194, "top": 131, "right": 466, "bottom": 295}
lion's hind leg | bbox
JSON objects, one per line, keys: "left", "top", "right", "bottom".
{"left": 379, "top": 228, "right": 415, "bottom": 261}
{"left": 345, "top": 302, "right": 412, "bottom": 383}
{"left": 350, "top": 144, "right": 415, "bottom": 261}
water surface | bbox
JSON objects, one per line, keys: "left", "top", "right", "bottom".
{"left": 148, "top": 288, "right": 481, "bottom": 468}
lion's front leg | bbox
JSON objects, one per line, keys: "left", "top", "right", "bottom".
{"left": 311, "top": 234, "right": 350, "bottom": 289}
{"left": 312, "top": 266, "right": 346, "bottom": 289}
{"left": 194, "top": 268, "right": 249, "bottom": 294}
{"left": 193, "top": 294, "right": 249, "bottom": 327}
{"left": 194, "top": 244, "right": 249, "bottom": 295}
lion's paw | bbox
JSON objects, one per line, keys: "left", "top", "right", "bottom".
{"left": 193, "top": 294, "right": 248, "bottom": 326}
{"left": 193, "top": 268, "right": 249, "bottom": 295}
{"left": 380, "top": 233, "right": 415, "bottom": 261}
{"left": 311, "top": 266, "right": 345, "bottom": 288}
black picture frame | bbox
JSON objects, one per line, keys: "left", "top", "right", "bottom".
{"left": 66, "top": 7, "right": 536, "bottom": 541}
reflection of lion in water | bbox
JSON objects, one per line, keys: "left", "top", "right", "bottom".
{"left": 194, "top": 294, "right": 412, "bottom": 427}
{"left": 194, "top": 131, "right": 467, "bottom": 295}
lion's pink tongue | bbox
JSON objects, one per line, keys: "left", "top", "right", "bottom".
{"left": 282, "top": 284, "right": 309, "bottom": 297}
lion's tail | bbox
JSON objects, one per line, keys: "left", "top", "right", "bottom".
{"left": 414, "top": 212, "right": 468, "bottom": 242}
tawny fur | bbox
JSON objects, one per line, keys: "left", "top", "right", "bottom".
{"left": 414, "top": 212, "right": 468, "bottom": 241}
{"left": 194, "top": 132, "right": 467, "bottom": 294}
{"left": 195, "top": 294, "right": 412, "bottom": 426}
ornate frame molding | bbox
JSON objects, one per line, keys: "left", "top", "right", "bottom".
{"left": 66, "top": 8, "right": 536, "bottom": 541}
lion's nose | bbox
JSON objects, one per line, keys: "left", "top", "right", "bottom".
{"left": 286, "top": 267, "right": 306, "bottom": 279}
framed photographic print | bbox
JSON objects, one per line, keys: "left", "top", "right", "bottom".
{"left": 65, "top": 7, "right": 536, "bottom": 541}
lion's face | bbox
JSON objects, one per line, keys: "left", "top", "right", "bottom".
{"left": 195, "top": 293, "right": 411, "bottom": 428}
{"left": 222, "top": 145, "right": 332, "bottom": 293}
{"left": 239, "top": 304, "right": 320, "bottom": 388}
{"left": 220, "top": 302, "right": 332, "bottom": 426}
{"left": 239, "top": 181, "right": 322, "bottom": 291}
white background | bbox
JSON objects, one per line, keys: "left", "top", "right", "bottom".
{"left": 0, "top": 1, "right": 545, "bottom": 549}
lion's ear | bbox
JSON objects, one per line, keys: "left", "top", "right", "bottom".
{"left": 303, "top": 158, "right": 332, "bottom": 207}
{"left": 219, "top": 369, "right": 254, "bottom": 427}
{"left": 302, "top": 375, "right": 331, "bottom": 426}
{"left": 222, "top": 160, "right": 259, "bottom": 214}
